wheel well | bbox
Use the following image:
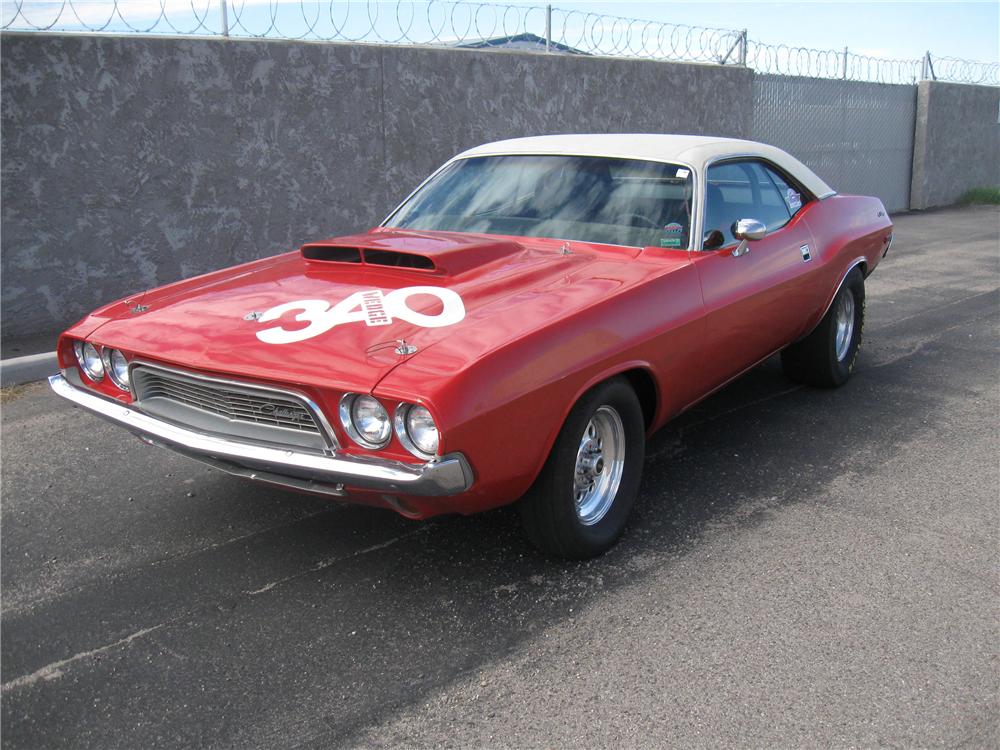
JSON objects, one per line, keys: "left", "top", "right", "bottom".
{"left": 859, "top": 260, "right": 870, "bottom": 277}
{"left": 620, "top": 368, "right": 657, "bottom": 430}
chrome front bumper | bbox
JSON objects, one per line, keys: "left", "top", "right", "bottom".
{"left": 49, "top": 374, "right": 474, "bottom": 498}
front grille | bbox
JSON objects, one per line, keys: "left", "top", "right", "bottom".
{"left": 131, "top": 365, "right": 332, "bottom": 452}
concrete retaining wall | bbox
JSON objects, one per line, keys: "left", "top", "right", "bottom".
{"left": 910, "top": 81, "right": 1000, "bottom": 210}
{"left": 3, "top": 32, "right": 997, "bottom": 343}
{"left": 0, "top": 33, "right": 752, "bottom": 341}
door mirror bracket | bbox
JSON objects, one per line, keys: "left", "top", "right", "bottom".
{"left": 731, "top": 218, "right": 767, "bottom": 257}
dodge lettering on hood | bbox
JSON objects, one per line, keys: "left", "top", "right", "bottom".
{"left": 51, "top": 135, "right": 892, "bottom": 558}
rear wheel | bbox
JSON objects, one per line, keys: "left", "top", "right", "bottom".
{"left": 782, "top": 267, "right": 865, "bottom": 388}
{"left": 519, "top": 378, "right": 645, "bottom": 559}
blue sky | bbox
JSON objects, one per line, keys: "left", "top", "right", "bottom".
{"left": 4, "top": 1, "right": 998, "bottom": 64}
{"left": 553, "top": 1, "right": 999, "bottom": 62}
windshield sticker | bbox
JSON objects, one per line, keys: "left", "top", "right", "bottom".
{"left": 675, "top": 168, "right": 690, "bottom": 179}
{"left": 659, "top": 237, "right": 683, "bottom": 248}
{"left": 663, "top": 222, "right": 684, "bottom": 234}
{"left": 787, "top": 189, "right": 802, "bottom": 211}
{"left": 255, "top": 286, "right": 466, "bottom": 344}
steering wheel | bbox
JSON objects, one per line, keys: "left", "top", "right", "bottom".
{"left": 621, "top": 213, "right": 658, "bottom": 229}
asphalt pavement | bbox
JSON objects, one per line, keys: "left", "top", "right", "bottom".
{"left": 2, "top": 205, "right": 998, "bottom": 749}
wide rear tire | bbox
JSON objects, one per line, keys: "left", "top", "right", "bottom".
{"left": 519, "top": 378, "right": 645, "bottom": 559}
{"left": 782, "top": 267, "right": 865, "bottom": 388}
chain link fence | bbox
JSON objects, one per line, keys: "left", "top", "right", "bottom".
{"left": 3, "top": 0, "right": 998, "bottom": 85}
{"left": 753, "top": 76, "right": 918, "bottom": 212}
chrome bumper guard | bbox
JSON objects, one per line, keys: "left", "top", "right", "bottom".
{"left": 49, "top": 374, "right": 473, "bottom": 497}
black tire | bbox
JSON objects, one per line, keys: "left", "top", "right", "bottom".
{"left": 519, "top": 378, "right": 645, "bottom": 559}
{"left": 781, "top": 267, "right": 865, "bottom": 388}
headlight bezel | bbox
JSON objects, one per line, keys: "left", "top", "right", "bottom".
{"left": 101, "top": 348, "right": 131, "bottom": 391}
{"left": 339, "top": 393, "right": 392, "bottom": 449}
{"left": 394, "top": 402, "right": 440, "bottom": 459}
{"left": 74, "top": 340, "right": 105, "bottom": 382}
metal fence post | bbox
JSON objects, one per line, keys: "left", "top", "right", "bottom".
{"left": 220, "top": 0, "right": 229, "bottom": 37}
{"left": 924, "top": 51, "right": 936, "bottom": 80}
{"left": 545, "top": 5, "right": 551, "bottom": 52}
{"left": 842, "top": 46, "right": 848, "bottom": 79}
{"left": 739, "top": 29, "right": 747, "bottom": 66}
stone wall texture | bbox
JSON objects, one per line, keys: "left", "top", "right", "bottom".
{"left": 3, "top": 32, "right": 997, "bottom": 342}
{"left": 1, "top": 33, "right": 752, "bottom": 341}
{"left": 909, "top": 81, "right": 1000, "bottom": 210}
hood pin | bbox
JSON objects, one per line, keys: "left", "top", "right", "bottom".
{"left": 244, "top": 311, "right": 264, "bottom": 321}
{"left": 394, "top": 340, "right": 417, "bottom": 356}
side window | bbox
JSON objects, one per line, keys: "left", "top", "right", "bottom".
{"left": 704, "top": 162, "right": 753, "bottom": 248}
{"left": 762, "top": 164, "right": 804, "bottom": 218}
{"left": 704, "top": 160, "right": 792, "bottom": 249}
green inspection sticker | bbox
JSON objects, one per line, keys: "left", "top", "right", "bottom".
{"left": 659, "top": 237, "right": 683, "bottom": 248}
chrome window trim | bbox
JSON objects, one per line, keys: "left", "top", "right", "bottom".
{"left": 127, "top": 360, "right": 340, "bottom": 451}
{"left": 381, "top": 152, "right": 700, "bottom": 253}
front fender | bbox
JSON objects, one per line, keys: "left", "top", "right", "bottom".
{"left": 374, "top": 261, "right": 707, "bottom": 513}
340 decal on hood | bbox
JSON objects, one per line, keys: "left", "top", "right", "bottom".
{"left": 254, "top": 286, "right": 467, "bottom": 345}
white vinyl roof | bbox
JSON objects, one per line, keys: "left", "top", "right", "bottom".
{"left": 455, "top": 134, "right": 835, "bottom": 199}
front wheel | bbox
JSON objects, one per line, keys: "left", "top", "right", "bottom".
{"left": 781, "top": 266, "right": 866, "bottom": 388}
{"left": 519, "top": 378, "right": 645, "bottom": 559}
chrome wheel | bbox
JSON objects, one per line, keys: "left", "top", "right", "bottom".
{"left": 573, "top": 406, "right": 626, "bottom": 525}
{"left": 834, "top": 289, "right": 855, "bottom": 362}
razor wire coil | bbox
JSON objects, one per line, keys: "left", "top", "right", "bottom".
{"left": 2, "top": 0, "right": 997, "bottom": 85}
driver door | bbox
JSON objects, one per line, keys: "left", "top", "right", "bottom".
{"left": 692, "top": 160, "right": 818, "bottom": 391}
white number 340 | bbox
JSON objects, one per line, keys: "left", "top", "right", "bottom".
{"left": 255, "top": 286, "right": 466, "bottom": 344}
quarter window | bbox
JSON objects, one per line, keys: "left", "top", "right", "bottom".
{"left": 762, "top": 165, "right": 805, "bottom": 217}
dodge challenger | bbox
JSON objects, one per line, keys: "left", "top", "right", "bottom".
{"left": 50, "top": 134, "right": 893, "bottom": 558}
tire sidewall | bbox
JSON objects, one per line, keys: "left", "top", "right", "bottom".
{"left": 546, "top": 379, "right": 645, "bottom": 554}
{"left": 828, "top": 269, "right": 865, "bottom": 385}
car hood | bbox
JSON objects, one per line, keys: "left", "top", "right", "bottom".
{"left": 86, "top": 229, "right": 655, "bottom": 393}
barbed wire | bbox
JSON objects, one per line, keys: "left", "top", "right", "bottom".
{"left": 2, "top": 0, "right": 997, "bottom": 86}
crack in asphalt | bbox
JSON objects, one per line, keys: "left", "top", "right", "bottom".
{"left": 244, "top": 525, "right": 429, "bottom": 596}
{"left": 0, "top": 526, "right": 430, "bottom": 693}
{"left": 868, "top": 288, "right": 999, "bottom": 332}
{"left": 1, "top": 622, "right": 173, "bottom": 693}
{"left": 0, "top": 505, "right": 341, "bottom": 619}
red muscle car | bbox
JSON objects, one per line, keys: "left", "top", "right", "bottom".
{"left": 50, "top": 135, "right": 892, "bottom": 558}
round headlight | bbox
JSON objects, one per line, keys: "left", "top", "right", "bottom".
{"left": 406, "top": 406, "right": 439, "bottom": 456}
{"left": 102, "top": 348, "right": 130, "bottom": 391}
{"left": 74, "top": 341, "right": 104, "bottom": 382}
{"left": 394, "top": 403, "right": 439, "bottom": 458}
{"left": 345, "top": 394, "right": 391, "bottom": 447}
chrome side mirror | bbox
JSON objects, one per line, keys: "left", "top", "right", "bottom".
{"left": 731, "top": 218, "right": 766, "bottom": 257}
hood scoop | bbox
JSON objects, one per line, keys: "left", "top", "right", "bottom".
{"left": 301, "top": 244, "right": 435, "bottom": 270}
{"left": 300, "top": 229, "right": 522, "bottom": 276}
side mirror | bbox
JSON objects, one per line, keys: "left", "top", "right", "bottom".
{"left": 733, "top": 218, "right": 767, "bottom": 241}
{"left": 730, "top": 218, "right": 766, "bottom": 257}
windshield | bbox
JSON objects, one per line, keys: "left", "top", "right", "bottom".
{"left": 386, "top": 155, "right": 694, "bottom": 249}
